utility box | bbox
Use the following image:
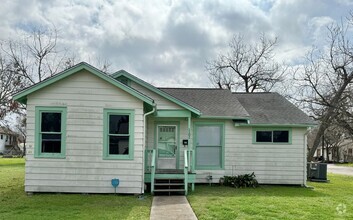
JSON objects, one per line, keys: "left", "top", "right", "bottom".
{"left": 307, "top": 162, "right": 328, "bottom": 182}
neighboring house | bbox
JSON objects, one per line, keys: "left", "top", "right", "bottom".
{"left": 314, "top": 139, "right": 353, "bottom": 162}
{"left": 0, "top": 127, "right": 19, "bottom": 154}
{"left": 14, "top": 62, "right": 315, "bottom": 195}
{"left": 346, "top": 145, "right": 353, "bottom": 162}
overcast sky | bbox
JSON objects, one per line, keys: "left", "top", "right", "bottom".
{"left": 1, "top": 0, "right": 352, "bottom": 88}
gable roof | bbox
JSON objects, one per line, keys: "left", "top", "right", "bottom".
{"left": 160, "top": 88, "right": 250, "bottom": 119}
{"left": 111, "top": 70, "right": 202, "bottom": 116}
{"left": 234, "top": 92, "right": 316, "bottom": 126}
{"left": 13, "top": 62, "right": 154, "bottom": 105}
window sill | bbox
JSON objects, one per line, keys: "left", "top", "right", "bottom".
{"left": 34, "top": 154, "right": 66, "bottom": 159}
{"left": 195, "top": 166, "right": 224, "bottom": 170}
{"left": 103, "top": 155, "right": 134, "bottom": 160}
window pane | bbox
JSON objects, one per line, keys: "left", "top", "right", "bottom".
{"left": 256, "top": 131, "right": 272, "bottom": 142}
{"left": 41, "top": 112, "right": 61, "bottom": 132}
{"left": 109, "top": 115, "right": 129, "bottom": 134}
{"left": 41, "top": 134, "right": 61, "bottom": 153}
{"left": 273, "top": 131, "right": 289, "bottom": 143}
{"left": 197, "top": 126, "right": 221, "bottom": 146}
{"left": 109, "top": 136, "right": 129, "bottom": 155}
{"left": 196, "top": 146, "right": 221, "bottom": 166}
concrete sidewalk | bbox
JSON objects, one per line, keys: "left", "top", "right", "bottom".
{"left": 327, "top": 164, "right": 353, "bottom": 176}
{"left": 150, "top": 196, "right": 198, "bottom": 220}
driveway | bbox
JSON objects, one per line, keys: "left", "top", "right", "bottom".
{"left": 327, "top": 164, "right": 353, "bottom": 176}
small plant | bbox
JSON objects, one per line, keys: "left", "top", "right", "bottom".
{"left": 223, "top": 172, "right": 259, "bottom": 188}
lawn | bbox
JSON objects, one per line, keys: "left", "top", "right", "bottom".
{"left": 188, "top": 175, "right": 353, "bottom": 220}
{"left": 0, "top": 158, "right": 152, "bottom": 220}
{"left": 1, "top": 158, "right": 353, "bottom": 220}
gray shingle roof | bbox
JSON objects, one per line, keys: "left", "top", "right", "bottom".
{"left": 234, "top": 92, "right": 315, "bottom": 125}
{"left": 159, "top": 88, "right": 250, "bottom": 118}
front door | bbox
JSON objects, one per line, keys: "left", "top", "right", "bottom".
{"left": 157, "top": 125, "right": 177, "bottom": 169}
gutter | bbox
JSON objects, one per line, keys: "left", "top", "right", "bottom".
{"left": 141, "top": 102, "right": 156, "bottom": 194}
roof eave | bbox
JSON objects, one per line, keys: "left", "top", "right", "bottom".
{"left": 112, "top": 71, "right": 201, "bottom": 116}
{"left": 235, "top": 123, "right": 317, "bottom": 128}
{"left": 198, "top": 115, "right": 250, "bottom": 120}
{"left": 13, "top": 62, "right": 155, "bottom": 106}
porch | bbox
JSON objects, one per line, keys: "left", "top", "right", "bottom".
{"left": 145, "top": 149, "right": 196, "bottom": 195}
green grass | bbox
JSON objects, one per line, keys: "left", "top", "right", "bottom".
{"left": 2, "top": 158, "right": 353, "bottom": 220}
{"left": 335, "top": 163, "right": 353, "bottom": 167}
{"left": 188, "top": 175, "right": 353, "bottom": 220}
{"left": 0, "top": 158, "right": 152, "bottom": 220}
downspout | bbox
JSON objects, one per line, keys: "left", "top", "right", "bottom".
{"left": 141, "top": 102, "right": 156, "bottom": 194}
{"left": 303, "top": 128, "right": 311, "bottom": 187}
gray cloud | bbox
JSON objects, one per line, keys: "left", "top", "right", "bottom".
{"left": 0, "top": 0, "right": 351, "bottom": 87}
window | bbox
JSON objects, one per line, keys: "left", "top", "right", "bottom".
{"left": 117, "top": 76, "right": 130, "bottom": 86}
{"left": 35, "top": 107, "right": 66, "bottom": 158}
{"left": 253, "top": 128, "right": 291, "bottom": 144}
{"left": 0, "top": 134, "right": 2, "bottom": 139}
{"left": 103, "top": 109, "right": 134, "bottom": 159}
{"left": 195, "top": 123, "right": 224, "bottom": 169}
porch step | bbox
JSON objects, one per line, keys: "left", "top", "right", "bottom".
{"left": 155, "top": 183, "right": 184, "bottom": 186}
{"left": 154, "top": 189, "right": 185, "bottom": 192}
{"left": 153, "top": 178, "right": 185, "bottom": 196}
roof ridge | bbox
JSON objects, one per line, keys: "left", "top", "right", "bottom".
{"left": 159, "top": 87, "right": 224, "bottom": 90}
{"left": 233, "top": 92, "right": 274, "bottom": 94}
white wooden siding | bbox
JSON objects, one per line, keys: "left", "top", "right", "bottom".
{"left": 146, "top": 117, "right": 307, "bottom": 185}
{"left": 192, "top": 120, "right": 307, "bottom": 185}
{"left": 25, "top": 70, "right": 144, "bottom": 194}
{"left": 130, "top": 81, "right": 183, "bottom": 109}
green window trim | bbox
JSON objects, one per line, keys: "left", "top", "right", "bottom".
{"left": 34, "top": 106, "right": 67, "bottom": 158}
{"left": 103, "top": 109, "right": 135, "bottom": 160}
{"left": 252, "top": 127, "right": 292, "bottom": 144}
{"left": 194, "top": 122, "right": 225, "bottom": 170}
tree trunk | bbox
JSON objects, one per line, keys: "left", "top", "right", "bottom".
{"left": 307, "top": 76, "right": 353, "bottom": 161}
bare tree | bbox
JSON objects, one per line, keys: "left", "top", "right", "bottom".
{"left": 14, "top": 114, "right": 26, "bottom": 157}
{"left": 299, "top": 15, "right": 353, "bottom": 161}
{"left": 1, "top": 27, "right": 76, "bottom": 84}
{"left": 207, "top": 33, "right": 284, "bottom": 92}
{"left": 0, "top": 27, "right": 77, "bottom": 120}
{"left": 0, "top": 53, "right": 29, "bottom": 120}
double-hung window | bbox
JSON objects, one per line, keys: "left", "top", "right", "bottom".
{"left": 103, "top": 109, "right": 134, "bottom": 159}
{"left": 35, "top": 107, "right": 66, "bottom": 158}
{"left": 195, "top": 123, "right": 224, "bottom": 169}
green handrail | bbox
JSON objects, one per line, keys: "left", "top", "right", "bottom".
{"left": 151, "top": 149, "right": 156, "bottom": 194}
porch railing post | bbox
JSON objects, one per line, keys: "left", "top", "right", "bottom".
{"left": 151, "top": 149, "right": 156, "bottom": 194}
{"left": 184, "top": 150, "right": 188, "bottom": 195}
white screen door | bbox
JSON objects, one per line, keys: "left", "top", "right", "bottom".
{"left": 157, "top": 125, "right": 177, "bottom": 169}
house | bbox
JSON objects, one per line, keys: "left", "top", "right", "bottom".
{"left": 0, "top": 127, "right": 20, "bottom": 155}
{"left": 14, "top": 62, "right": 315, "bottom": 195}
{"left": 314, "top": 139, "right": 353, "bottom": 162}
